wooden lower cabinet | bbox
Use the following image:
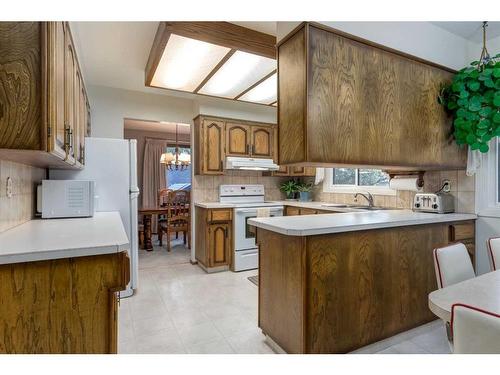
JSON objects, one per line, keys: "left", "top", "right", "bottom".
{"left": 195, "top": 207, "right": 232, "bottom": 271}
{"left": 284, "top": 206, "right": 333, "bottom": 216}
{"left": 0, "top": 252, "right": 129, "bottom": 354}
{"left": 268, "top": 166, "right": 316, "bottom": 177}
{"left": 256, "top": 221, "right": 475, "bottom": 353}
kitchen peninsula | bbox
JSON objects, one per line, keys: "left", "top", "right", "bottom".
{"left": 249, "top": 210, "right": 477, "bottom": 353}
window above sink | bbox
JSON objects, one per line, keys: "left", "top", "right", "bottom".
{"left": 323, "top": 168, "right": 396, "bottom": 196}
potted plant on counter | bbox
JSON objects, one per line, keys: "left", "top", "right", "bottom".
{"left": 297, "top": 182, "right": 313, "bottom": 202}
{"left": 280, "top": 180, "right": 299, "bottom": 200}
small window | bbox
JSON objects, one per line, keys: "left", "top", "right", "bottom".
{"left": 165, "top": 145, "right": 192, "bottom": 191}
{"left": 324, "top": 168, "right": 394, "bottom": 195}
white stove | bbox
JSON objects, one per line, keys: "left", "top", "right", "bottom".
{"left": 219, "top": 185, "right": 284, "bottom": 271}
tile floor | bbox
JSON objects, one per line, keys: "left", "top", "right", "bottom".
{"left": 118, "top": 237, "right": 451, "bottom": 354}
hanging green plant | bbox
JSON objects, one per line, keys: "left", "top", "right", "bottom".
{"left": 438, "top": 22, "right": 500, "bottom": 153}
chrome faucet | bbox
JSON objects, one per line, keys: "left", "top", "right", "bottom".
{"left": 354, "top": 192, "right": 374, "bottom": 208}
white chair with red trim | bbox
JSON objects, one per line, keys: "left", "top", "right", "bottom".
{"left": 433, "top": 243, "right": 476, "bottom": 350}
{"left": 487, "top": 237, "right": 500, "bottom": 271}
{"left": 451, "top": 303, "right": 500, "bottom": 354}
{"left": 433, "top": 243, "right": 475, "bottom": 289}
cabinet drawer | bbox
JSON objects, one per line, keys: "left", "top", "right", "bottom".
{"left": 208, "top": 209, "right": 232, "bottom": 222}
{"left": 450, "top": 223, "right": 475, "bottom": 241}
{"left": 285, "top": 206, "right": 301, "bottom": 216}
{"left": 299, "top": 208, "right": 317, "bottom": 215}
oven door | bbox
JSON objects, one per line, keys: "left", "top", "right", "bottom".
{"left": 234, "top": 207, "right": 283, "bottom": 251}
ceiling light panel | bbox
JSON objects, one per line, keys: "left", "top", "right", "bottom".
{"left": 151, "top": 34, "right": 230, "bottom": 92}
{"left": 198, "top": 51, "right": 276, "bottom": 98}
{"left": 237, "top": 72, "right": 277, "bottom": 105}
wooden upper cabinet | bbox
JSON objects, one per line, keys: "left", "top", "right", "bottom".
{"left": 194, "top": 118, "right": 225, "bottom": 175}
{"left": 0, "top": 22, "right": 90, "bottom": 169}
{"left": 47, "top": 22, "right": 66, "bottom": 160}
{"left": 251, "top": 126, "right": 273, "bottom": 158}
{"left": 226, "top": 123, "right": 251, "bottom": 157}
{"left": 194, "top": 115, "right": 277, "bottom": 175}
{"left": 277, "top": 22, "right": 467, "bottom": 170}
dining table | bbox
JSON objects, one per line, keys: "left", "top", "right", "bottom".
{"left": 428, "top": 270, "right": 500, "bottom": 322}
{"left": 138, "top": 207, "right": 170, "bottom": 251}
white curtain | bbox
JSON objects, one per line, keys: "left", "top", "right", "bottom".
{"left": 143, "top": 138, "right": 168, "bottom": 233}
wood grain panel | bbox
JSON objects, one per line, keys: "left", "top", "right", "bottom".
{"left": 257, "top": 229, "right": 305, "bottom": 353}
{"left": 251, "top": 126, "right": 273, "bottom": 158}
{"left": 449, "top": 223, "right": 475, "bottom": 241}
{"left": 0, "top": 22, "right": 42, "bottom": 150}
{"left": 0, "top": 252, "right": 129, "bottom": 353}
{"left": 257, "top": 221, "right": 475, "bottom": 353}
{"left": 203, "top": 120, "right": 224, "bottom": 174}
{"left": 277, "top": 23, "right": 467, "bottom": 170}
{"left": 306, "top": 225, "right": 446, "bottom": 353}
{"left": 209, "top": 223, "right": 229, "bottom": 266}
{"left": 209, "top": 209, "right": 232, "bottom": 222}
{"left": 226, "top": 123, "right": 250, "bottom": 156}
{"left": 278, "top": 27, "right": 306, "bottom": 164}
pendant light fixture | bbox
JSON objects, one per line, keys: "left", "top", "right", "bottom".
{"left": 160, "top": 123, "right": 191, "bottom": 170}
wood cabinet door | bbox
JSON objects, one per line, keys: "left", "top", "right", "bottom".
{"left": 46, "top": 22, "right": 66, "bottom": 159}
{"left": 251, "top": 126, "right": 273, "bottom": 158}
{"left": 73, "top": 68, "right": 82, "bottom": 166}
{"left": 290, "top": 166, "right": 305, "bottom": 175}
{"left": 226, "top": 123, "right": 251, "bottom": 157}
{"left": 202, "top": 120, "right": 225, "bottom": 174}
{"left": 208, "top": 223, "right": 230, "bottom": 267}
{"left": 64, "top": 31, "right": 76, "bottom": 163}
{"left": 273, "top": 165, "right": 289, "bottom": 176}
{"left": 285, "top": 206, "right": 301, "bottom": 216}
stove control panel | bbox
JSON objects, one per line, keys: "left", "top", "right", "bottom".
{"left": 219, "top": 184, "right": 265, "bottom": 197}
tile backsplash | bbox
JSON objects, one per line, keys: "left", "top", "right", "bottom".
{"left": 314, "top": 170, "right": 476, "bottom": 213}
{"left": 193, "top": 170, "right": 288, "bottom": 202}
{"left": 0, "top": 159, "right": 45, "bottom": 233}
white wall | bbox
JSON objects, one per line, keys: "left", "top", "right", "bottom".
{"left": 89, "top": 85, "right": 276, "bottom": 139}
{"left": 277, "top": 22, "right": 476, "bottom": 70}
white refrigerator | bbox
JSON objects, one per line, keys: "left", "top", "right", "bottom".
{"left": 50, "top": 137, "right": 140, "bottom": 298}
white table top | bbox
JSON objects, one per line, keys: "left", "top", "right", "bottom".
{"left": 428, "top": 270, "right": 500, "bottom": 322}
{"left": 0, "top": 212, "right": 129, "bottom": 265}
{"left": 248, "top": 210, "right": 476, "bottom": 236}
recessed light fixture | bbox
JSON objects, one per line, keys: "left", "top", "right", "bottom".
{"left": 238, "top": 72, "right": 277, "bottom": 105}
{"left": 198, "top": 51, "right": 276, "bottom": 98}
{"left": 150, "top": 34, "right": 230, "bottom": 92}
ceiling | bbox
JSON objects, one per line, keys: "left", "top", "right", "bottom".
{"left": 71, "top": 21, "right": 500, "bottom": 104}
{"left": 431, "top": 22, "right": 500, "bottom": 42}
{"left": 70, "top": 21, "right": 278, "bottom": 106}
{"left": 124, "top": 119, "right": 190, "bottom": 134}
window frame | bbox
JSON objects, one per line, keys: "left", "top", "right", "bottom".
{"left": 475, "top": 138, "right": 499, "bottom": 216}
{"left": 323, "top": 168, "right": 396, "bottom": 196}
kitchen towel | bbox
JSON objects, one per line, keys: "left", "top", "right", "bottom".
{"left": 315, "top": 168, "right": 325, "bottom": 185}
{"left": 257, "top": 207, "right": 270, "bottom": 217}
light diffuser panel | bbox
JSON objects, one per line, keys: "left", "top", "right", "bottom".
{"left": 198, "top": 51, "right": 276, "bottom": 98}
{"left": 237, "top": 72, "right": 277, "bottom": 105}
{"left": 150, "top": 34, "right": 230, "bottom": 92}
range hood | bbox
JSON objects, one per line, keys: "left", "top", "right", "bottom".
{"left": 225, "top": 157, "right": 279, "bottom": 171}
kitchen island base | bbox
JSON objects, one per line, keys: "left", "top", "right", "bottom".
{"left": 0, "top": 252, "right": 130, "bottom": 354}
{"left": 257, "top": 221, "right": 474, "bottom": 353}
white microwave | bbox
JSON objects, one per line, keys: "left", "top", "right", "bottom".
{"left": 37, "top": 180, "right": 95, "bottom": 219}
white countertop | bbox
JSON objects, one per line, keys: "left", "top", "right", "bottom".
{"left": 429, "top": 270, "right": 500, "bottom": 322}
{"left": 0, "top": 212, "right": 129, "bottom": 265}
{"left": 248, "top": 209, "right": 477, "bottom": 236}
{"left": 195, "top": 200, "right": 366, "bottom": 212}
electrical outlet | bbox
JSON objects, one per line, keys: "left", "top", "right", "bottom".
{"left": 6, "top": 177, "right": 13, "bottom": 198}
{"left": 441, "top": 179, "right": 451, "bottom": 193}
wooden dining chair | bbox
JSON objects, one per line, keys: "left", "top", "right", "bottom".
{"left": 158, "top": 190, "right": 191, "bottom": 251}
